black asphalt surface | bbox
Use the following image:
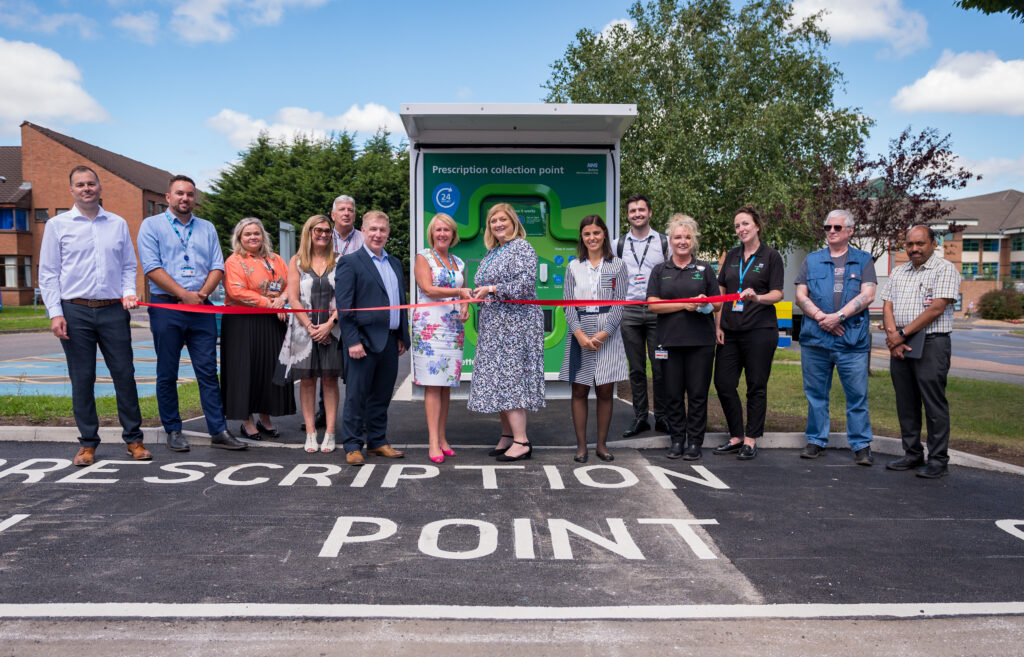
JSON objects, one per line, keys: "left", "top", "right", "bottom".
{"left": 1, "top": 436, "right": 1021, "bottom": 609}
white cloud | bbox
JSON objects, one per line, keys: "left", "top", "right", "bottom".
{"left": 599, "top": 17, "right": 635, "bottom": 40}
{"left": 0, "top": 0, "right": 96, "bottom": 38}
{"left": 953, "top": 153, "right": 1024, "bottom": 193}
{"left": 112, "top": 11, "right": 159, "bottom": 45}
{"left": 168, "top": 0, "right": 326, "bottom": 43}
{"left": 791, "top": 0, "right": 927, "bottom": 56}
{"left": 206, "top": 104, "right": 404, "bottom": 148}
{"left": 0, "top": 37, "right": 109, "bottom": 135}
{"left": 892, "top": 51, "right": 1024, "bottom": 115}
{"left": 245, "top": 0, "right": 327, "bottom": 25}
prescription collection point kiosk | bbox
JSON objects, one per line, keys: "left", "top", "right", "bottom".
{"left": 401, "top": 103, "right": 637, "bottom": 395}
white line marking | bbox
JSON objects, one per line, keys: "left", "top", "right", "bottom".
{"left": 0, "top": 602, "right": 1021, "bottom": 620}
{"left": 0, "top": 514, "right": 29, "bottom": 533}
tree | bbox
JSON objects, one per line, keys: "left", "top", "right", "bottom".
{"left": 800, "top": 127, "right": 979, "bottom": 262}
{"left": 955, "top": 0, "right": 1024, "bottom": 22}
{"left": 200, "top": 131, "right": 410, "bottom": 263}
{"left": 544, "top": 0, "right": 872, "bottom": 255}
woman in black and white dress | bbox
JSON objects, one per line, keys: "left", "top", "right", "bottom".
{"left": 558, "top": 215, "right": 628, "bottom": 462}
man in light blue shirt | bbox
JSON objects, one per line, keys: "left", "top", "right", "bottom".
{"left": 137, "top": 174, "right": 246, "bottom": 452}
{"left": 38, "top": 165, "right": 149, "bottom": 466}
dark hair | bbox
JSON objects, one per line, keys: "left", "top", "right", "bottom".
{"left": 576, "top": 214, "right": 613, "bottom": 261}
{"left": 625, "top": 193, "right": 651, "bottom": 214}
{"left": 69, "top": 165, "right": 99, "bottom": 184}
{"left": 734, "top": 205, "right": 763, "bottom": 231}
{"left": 168, "top": 174, "right": 196, "bottom": 191}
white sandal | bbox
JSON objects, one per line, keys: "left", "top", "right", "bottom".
{"left": 320, "top": 433, "right": 336, "bottom": 453}
{"left": 304, "top": 433, "right": 318, "bottom": 453}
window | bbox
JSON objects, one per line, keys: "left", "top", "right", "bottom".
{"left": 0, "top": 208, "right": 13, "bottom": 229}
{"left": 147, "top": 201, "right": 155, "bottom": 215}
{"left": 981, "top": 263, "right": 999, "bottom": 278}
{"left": 984, "top": 239, "right": 1000, "bottom": 252}
{"left": 1012, "top": 235, "right": 1024, "bottom": 251}
{"left": 961, "top": 262, "right": 978, "bottom": 277}
{"left": 14, "top": 209, "right": 27, "bottom": 231}
{"left": 0, "top": 255, "right": 31, "bottom": 288}
{"left": 56, "top": 208, "right": 69, "bottom": 215}
{"left": 1012, "top": 263, "right": 1024, "bottom": 280}
{"left": 156, "top": 203, "right": 167, "bottom": 214}
{"left": 962, "top": 239, "right": 979, "bottom": 252}
{"left": 34, "top": 209, "right": 49, "bottom": 223}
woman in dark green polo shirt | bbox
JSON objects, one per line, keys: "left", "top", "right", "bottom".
{"left": 647, "top": 214, "right": 722, "bottom": 460}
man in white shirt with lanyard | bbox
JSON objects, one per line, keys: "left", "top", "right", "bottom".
{"left": 617, "top": 193, "right": 671, "bottom": 437}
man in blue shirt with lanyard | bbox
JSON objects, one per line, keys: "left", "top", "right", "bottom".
{"left": 137, "top": 175, "right": 246, "bottom": 452}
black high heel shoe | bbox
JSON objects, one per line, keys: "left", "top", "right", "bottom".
{"left": 239, "top": 424, "right": 261, "bottom": 441}
{"left": 496, "top": 439, "right": 532, "bottom": 461}
{"left": 488, "top": 434, "right": 514, "bottom": 457}
{"left": 256, "top": 420, "right": 280, "bottom": 439}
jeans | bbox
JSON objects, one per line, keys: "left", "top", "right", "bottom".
{"left": 801, "top": 345, "right": 872, "bottom": 451}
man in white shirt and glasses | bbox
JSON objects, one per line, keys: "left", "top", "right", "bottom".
{"left": 38, "top": 166, "right": 150, "bottom": 466}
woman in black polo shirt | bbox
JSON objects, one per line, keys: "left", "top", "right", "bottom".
{"left": 647, "top": 214, "right": 722, "bottom": 460}
{"left": 712, "top": 206, "right": 785, "bottom": 461}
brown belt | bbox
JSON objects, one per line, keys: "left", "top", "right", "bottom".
{"left": 67, "top": 298, "right": 120, "bottom": 308}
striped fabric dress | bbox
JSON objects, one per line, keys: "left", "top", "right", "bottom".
{"left": 558, "top": 256, "right": 629, "bottom": 386}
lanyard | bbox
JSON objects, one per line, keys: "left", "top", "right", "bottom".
{"left": 478, "top": 243, "right": 507, "bottom": 278}
{"left": 165, "top": 212, "right": 194, "bottom": 262}
{"left": 586, "top": 259, "right": 603, "bottom": 299}
{"left": 431, "top": 249, "right": 458, "bottom": 288}
{"left": 738, "top": 251, "right": 757, "bottom": 288}
{"left": 335, "top": 229, "right": 355, "bottom": 255}
{"left": 629, "top": 235, "right": 653, "bottom": 270}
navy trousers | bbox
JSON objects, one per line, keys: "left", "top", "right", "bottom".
{"left": 341, "top": 332, "right": 399, "bottom": 453}
{"left": 148, "top": 304, "right": 226, "bottom": 435}
{"left": 60, "top": 301, "right": 143, "bottom": 447}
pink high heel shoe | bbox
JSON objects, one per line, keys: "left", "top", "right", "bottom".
{"left": 429, "top": 452, "right": 445, "bottom": 464}
{"left": 441, "top": 447, "right": 456, "bottom": 457}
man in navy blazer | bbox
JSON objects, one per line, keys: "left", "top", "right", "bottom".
{"left": 336, "top": 210, "right": 409, "bottom": 466}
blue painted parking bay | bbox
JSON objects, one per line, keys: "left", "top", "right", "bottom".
{"left": 0, "top": 341, "right": 197, "bottom": 398}
{"left": 0, "top": 440, "right": 1021, "bottom": 619}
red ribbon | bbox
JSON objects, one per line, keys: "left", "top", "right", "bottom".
{"left": 139, "top": 293, "right": 742, "bottom": 315}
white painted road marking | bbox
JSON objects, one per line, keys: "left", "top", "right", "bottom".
{"left": 0, "top": 602, "right": 1021, "bottom": 620}
{"left": 996, "top": 519, "right": 1024, "bottom": 542}
{"left": 0, "top": 514, "right": 29, "bottom": 533}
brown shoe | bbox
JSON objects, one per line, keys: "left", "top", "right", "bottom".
{"left": 367, "top": 444, "right": 404, "bottom": 458}
{"left": 345, "top": 450, "right": 365, "bottom": 467}
{"left": 73, "top": 447, "right": 95, "bottom": 467}
{"left": 125, "top": 441, "right": 153, "bottom": 461}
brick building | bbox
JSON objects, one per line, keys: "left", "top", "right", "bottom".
{"left": 0, "top": 122, "right": 174, "bottom": 306}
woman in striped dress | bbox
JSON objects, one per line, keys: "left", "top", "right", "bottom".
{"left": 559, "top": 215, "right": 628, "bottom": 462}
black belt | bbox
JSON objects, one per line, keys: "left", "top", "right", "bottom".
{"left": 577, "top": 307, "right": 611, "bottom": 315}
{"left": 66, "top": 298, "right": 120, "bottom": 308}
{"left": 925, "top": 332, "right": 951, "bottom": 337}
{"left": 150, "top": 294, "right": 180, "bottom": 304}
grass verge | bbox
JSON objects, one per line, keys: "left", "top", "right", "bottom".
{"left": 1, "top": 382, "right": 202, "bottom": 426}
{"left": 0, "top": 306, "right": 50, "bottom": 331}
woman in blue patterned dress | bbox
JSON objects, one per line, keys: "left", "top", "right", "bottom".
{"left": 467, "top": 203, "right": 545, "bottom": 461}
{"left": 412, "top": 213, "right": 470, "bottom": 464}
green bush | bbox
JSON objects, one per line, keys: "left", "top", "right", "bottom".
{"left": 978, "top": 289, "right": 1024, "bottom": 320}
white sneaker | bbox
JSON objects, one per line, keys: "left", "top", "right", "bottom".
{"left": 321, "top": 433, "right": 336, "bottom": 453}
{"left": 304, "top": 433, "right": 318, "bottom": 453}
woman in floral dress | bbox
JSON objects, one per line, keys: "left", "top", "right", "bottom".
{"left": 412, "top": 213, "right": 470, "bottom": 463}
{"left": 467, "top": 203, "right": 545, "bottom": 461}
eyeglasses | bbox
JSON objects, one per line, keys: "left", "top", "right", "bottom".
{"left": 824, "top": 224, "right": 847, "bottom": 232}
{"left": 312, "top": 227, "right": 332, "bottom": 236}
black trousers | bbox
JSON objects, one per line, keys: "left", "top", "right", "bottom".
{"left": 889, "top": 333, "right": 952, "bottom": 465}
{"left": 341, "top": 331, "right": 399, "bottom": 453}
{"left": 714, "top": 327, "right": 778, "bottom": 439}
{"left": 663, "top": 345, "right": 715, "bottom": 446}
{"left": 60, "top": 301, "right": 143, "bottom": 447}
{"left": 620, "top": 306, "right": 666, "bottom": 421}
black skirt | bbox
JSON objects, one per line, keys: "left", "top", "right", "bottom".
{"left": 221, "top": 313, "right": 296, "bottom": 420}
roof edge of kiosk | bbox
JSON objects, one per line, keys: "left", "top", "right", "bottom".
{"left": 400, "top": 103, "right": 637, "bottom": 146}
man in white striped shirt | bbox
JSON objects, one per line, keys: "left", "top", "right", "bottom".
{"left": 881, "top": 225, "right": 961, "bottom": 479}
{"left": 38, "top": 166, "right": 150, "bottom": 467}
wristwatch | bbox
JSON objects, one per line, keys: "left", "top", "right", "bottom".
{"left": 838, "top": 312, "right": 847, "bottom": 321}
{"left": 898, "top": 328, "right": 906, "bottom": 338}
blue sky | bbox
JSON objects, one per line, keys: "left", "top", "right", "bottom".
{"left": 1, "top": 0, "right": 1021, "bottom": 199}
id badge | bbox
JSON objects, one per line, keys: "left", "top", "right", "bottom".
{"left": 180, "top": 265, "right": 196, "bottom": 278}
{"left": 923, "top": 296, "right": 933, "bottom": 307}
{"left": 733, "top": 300, "right": 744, "bottom": 312}
{"left": 655, "top": 348, "right": 668, "bottom": 360}
{"left": 268, "top": 281, "right": 282, "bottom": 293}
{"left": 584, "top": 305, "right": 599, "bottom": 313}
{"left": 633, "top": 274, "right": 646, "bottom": 285}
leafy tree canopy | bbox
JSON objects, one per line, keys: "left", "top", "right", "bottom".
{"left": 955, "top": 0, "right": 1024, "bottom": 22}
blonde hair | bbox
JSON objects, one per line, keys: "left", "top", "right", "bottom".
{"left": 666, "top": 213, "right": 700, "bottom": 254}
{"left": 426, "top": 213, "right": 460, "bottom": 249}
{"left": 230, "top": 217, "right": 273, "bottom": 258}
{"left": 297, "top": 214, "right": 336, "bottom": 273}
{"left": 483, "top": 203, "right": 527, "bottom": 250}
{"left": 362, "top": 210, "right": 389, "bottom": 227}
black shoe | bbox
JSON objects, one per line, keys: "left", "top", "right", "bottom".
{"left": 622, "top": 416, "right": 651, "bottom": 438}
{"left": 211, "top": 430, "right": 248, "bottom": 450}
{"left": 595, "top": 450, "right": 614, "bottom": 462}
{"left": 886, "top": 455, "right": 925, "bottom": 471}
{"left": 255, "top": 420, "right": 280, "bottom": 439}
{"left": 239, "top": 424, "right": 261, "bottom": 441}
{"left": 737, "top": 444, "right": 757, "bottom": 460}
{"left": 496, "top": 439, "right": 531, "bottom": 462}
{"left": 574, "top": 451, "right": 588, "bottom": 463}
{"left": 853, "top": 447, "right": 874, "bottom": 466}
{"left": 800, "top": 443, "right": 824, "bottom": 459}
{"left": 166, "top": 430, "right": 190, "bottom": 452}
{"left": 682, "top": 443, "right": 702, "bottom": 461}
{"left": 713, "top": 441, "right": 743, "bottom": 455}
{"left": 654, "top": 417, "right": 671, "bottom": 434}
{"left": 916, "top": 462, "right": 949, "bottom": 479}
{"left": 666, "top": 440, "right": 684, "bottom": 459}
{"left": 488, "top": 435, "right": 514, "bottom": 457}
